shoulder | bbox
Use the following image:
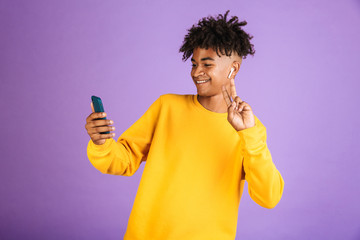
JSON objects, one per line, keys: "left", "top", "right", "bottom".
{"left": 158, "top": 93, "right": 193, "bottom": 105}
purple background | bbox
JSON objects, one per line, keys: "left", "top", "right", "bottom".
{"left": 1, "top": 0, "right": 360, "bottom": 239}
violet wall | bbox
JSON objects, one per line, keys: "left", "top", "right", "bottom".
{"left": 1, "top": 0, "right": 360, "bottom": 239}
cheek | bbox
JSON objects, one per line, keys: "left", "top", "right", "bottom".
{"left": 209, "top": 69, "right": 225, "bottom": 81}
{"left": 207, "top": 69, "right": 216, "bottom": 77}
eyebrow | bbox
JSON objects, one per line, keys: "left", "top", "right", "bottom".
{"left": 191, "top": 57, "right": 215, "bottom": 62}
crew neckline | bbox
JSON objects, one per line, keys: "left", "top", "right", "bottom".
{"left": 192, "top": 94, "right": 228, "bottom": 117}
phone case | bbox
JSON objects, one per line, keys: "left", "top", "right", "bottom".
{"left": 91, "top": 95, "right": 110, "bottom": 134}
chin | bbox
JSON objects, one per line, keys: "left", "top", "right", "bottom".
{"left": 197, "top": 91, "right": 212, "bottom": 98}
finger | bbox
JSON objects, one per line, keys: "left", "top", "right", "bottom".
{"left": 237, "top": 102, "right": 249, "bottom": 112}
{"left": 88, "top": 125, "right": 115, "bottom": 134}
{"left": 91, "top": 102, "right": 95, "bottom": 113}
{"left": 86, "top": 112, "right": 107, "bottom": 123}
{"left": 87, "top": 112, "right": 104, "bottom": 123}
{"left": 90, "top": 119, "right": 113, "bottom": 127}
{"left": 233, "top": 96, "right": 241, "bottom": 110}
{"left": 91, "top": 132, "right": 115, "bottom": 141}
{"left": 227, "top": 101, "right": 236, "bottom": 122}
{"left": 230, "top": 78, "right": 238, "bottom": 100}
{"left": 234, "top": 96, "right": 243, "bottom": 110}
{"left": 85, "top": 119, "right": 110, "bottom": 131}
{"left": 222, "top": 85, "right": 232, "bottom": 107}
{"left": 234, "top": 95, "right": 243, "bottom": 103}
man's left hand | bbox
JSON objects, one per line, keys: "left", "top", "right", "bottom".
{"left": 222, "top": 78, "right": 255, "bottom": 131}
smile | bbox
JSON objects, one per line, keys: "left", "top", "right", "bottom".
{"left": 195, "top": 79, "right": 210, "bottom": 84}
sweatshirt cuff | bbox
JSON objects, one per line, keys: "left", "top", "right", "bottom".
{"left": 87, "top": 138, "right": 114, "bottom": 152}
{"left": 237, "top": 116, "right": 266, "bottom": 149}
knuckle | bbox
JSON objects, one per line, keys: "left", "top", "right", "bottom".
{"left": 90, "top": 134, "right": 96, "bottom": 140}
{"left": 94, "top": 134, "right": 101, "bottom": 140}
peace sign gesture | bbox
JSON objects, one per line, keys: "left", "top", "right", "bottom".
{"left": 222, "top": 78, "right": 255, "bottom": 131}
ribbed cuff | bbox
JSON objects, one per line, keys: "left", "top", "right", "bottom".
{"left": 88, "top": 138, "right": 114, "bottom": 152}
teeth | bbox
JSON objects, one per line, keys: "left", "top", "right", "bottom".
{"left": 196, "top": 80, "right": 210, "bottom": 83}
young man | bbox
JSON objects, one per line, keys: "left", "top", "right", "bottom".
{"left": 85, "top": 10, "right": 284, "bottom": 240}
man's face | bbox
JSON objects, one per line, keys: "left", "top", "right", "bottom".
{"left": 191, "top": 47, "right": 234, "bottom": 97}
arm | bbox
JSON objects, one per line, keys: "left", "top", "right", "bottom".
{"left": 87, "top": 96, "right": 162, "bottom": 176}
{"left": 238, "top": 115, "right": 284, "bottom": 209}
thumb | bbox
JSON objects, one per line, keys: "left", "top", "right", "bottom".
{"left": 91, "top": 102, "right": 95, "bottom": 113}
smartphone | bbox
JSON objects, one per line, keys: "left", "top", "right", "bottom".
{"left": 91, "top": 95, "right": 110, "bottom": 134}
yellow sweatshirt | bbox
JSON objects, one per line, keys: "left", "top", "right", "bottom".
{"left": 87, "top": 94, "right": 284, "bottom": 240}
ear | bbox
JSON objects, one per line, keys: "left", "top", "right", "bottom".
{"left": 231, "top": 58, "right": 242, "bottom": 77}
{"left": 227, "top": 59, "right": 242, "bottom": 79}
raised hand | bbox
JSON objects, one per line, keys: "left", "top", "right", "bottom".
{"left": 222, "top": 78, "right": 255, "bottom": 131}
{"left": 84, "top": 102, "right": 116, "bottom": 145}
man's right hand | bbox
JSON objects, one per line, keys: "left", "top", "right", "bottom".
{"left": 85, "top": 102, "right": 116, "bottom": 145}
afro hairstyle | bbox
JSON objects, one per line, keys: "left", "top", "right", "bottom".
{"left": 179, "top": 10, "right": 255, "bottom": 61}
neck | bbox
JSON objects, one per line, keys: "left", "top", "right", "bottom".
{"left": 197, "top": 94, "right": 228, "bottom": 113}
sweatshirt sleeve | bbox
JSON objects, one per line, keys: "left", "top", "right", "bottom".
{"left": 86, "top": 95, "right": 162, "bottom": 176}
{"left": 237, "top": 115, "right": 284, "bottom": 209}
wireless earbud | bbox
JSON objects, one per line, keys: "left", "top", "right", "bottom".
{"left": 228, "top": 68, "right": 235, "bottom": 79}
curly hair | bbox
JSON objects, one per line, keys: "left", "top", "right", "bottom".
{"left": 179, "top": 10, "right": 255, "bottom": 61}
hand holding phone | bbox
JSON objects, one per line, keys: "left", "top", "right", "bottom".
{"left": 91, "top": 95, "right": 110, "bottom": 134}
{"left": 85, "top": 96, "right": 115, "bottom": 145}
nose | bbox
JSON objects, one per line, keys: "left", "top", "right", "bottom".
{"left": 192, "top": 65, "right": 205, "bottom": 78}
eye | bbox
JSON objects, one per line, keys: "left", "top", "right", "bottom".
{"left": 204, "top": 64, "right": 212, "bottom": 67}
{"left": 191, "top": 64, "right": 197, "bottom": 67}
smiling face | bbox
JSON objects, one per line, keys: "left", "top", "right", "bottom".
{"left": 191, "top": 47, "right": 239, "bottom": 98}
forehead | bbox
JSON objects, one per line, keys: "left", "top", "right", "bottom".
{"left": 192, "top": 47, "right": 224, "bottom": 60}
